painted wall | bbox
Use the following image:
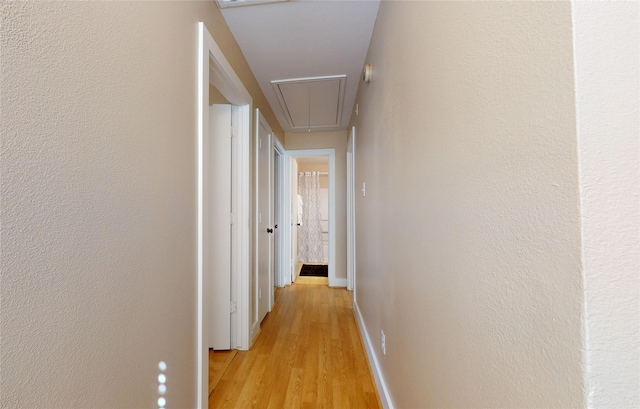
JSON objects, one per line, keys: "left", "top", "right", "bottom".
{"left": 2, "top": 2, "right": 280, "bottom": 407}
{"left": 573, "top": 3, "right": 640, "bottom": 408}
{"left": 285, "top": 131, "right": 347, "bottom": 280}
{"left": 210, "top": 84, "right": 231, "bottom": 105}
{"left": 351, "top": 2, "right": 585, "bottom": 407}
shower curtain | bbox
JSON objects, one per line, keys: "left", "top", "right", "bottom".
{"left": 298, "top": 172, "right": 324, "bottom": 262}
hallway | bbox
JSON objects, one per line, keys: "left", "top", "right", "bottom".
{"left": 3, "top": 2, "right": 637, "bottom": 408}
{"left": 209, "top": 284, "right": 381, "bottom": 408}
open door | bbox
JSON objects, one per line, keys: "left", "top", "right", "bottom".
{"left": 208, "top": 104, "right": 232, "bottom": 350}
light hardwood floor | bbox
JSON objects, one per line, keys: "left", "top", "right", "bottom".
{"left": 209, "top": 349, "right": 237, "bottom": 395}
{"left": 209, "top": 283, "right": 381, "bottom": 408}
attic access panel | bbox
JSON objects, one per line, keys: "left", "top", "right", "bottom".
{"left": 272, "top": 75, "right": 347, "bottom": 131}
{"left": 216, "top": 0, "right": 287, "bottom": 8}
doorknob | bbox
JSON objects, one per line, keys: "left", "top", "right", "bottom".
{"left": 267, "top": 228, "right": 273, "bottom": 233}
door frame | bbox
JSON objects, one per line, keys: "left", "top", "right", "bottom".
{"left": 347, "top": 126, "right": 356, "bottom": 292}
{"left": 290, "top": 158, "right": 299, "bottom": 284}
{"left": 198, "top": 22, "right": 251, "bottom": 409}
{"left": 273, "top": 138, "right": 286, "bottom": 288}
{"left": 282, "top": 149, "right": 342, "bottom": 287}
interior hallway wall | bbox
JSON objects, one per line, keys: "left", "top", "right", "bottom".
{"left": 351, "top": 2, "right": 584, "bottom": 407}
{"left": 2, "top": 2, "right": 280, "bottom": 407}
{"left": 285, "top": 131, "right": 347, "bottom": 281}
{"left": 210, "top": 83, "right": 231, "bottom": 105}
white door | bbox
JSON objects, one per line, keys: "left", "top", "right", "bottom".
{"left": 209, "top": 104, "right": 232, "bottom": 350}
{"left": 256, "top": 110, "right": 273, "bottom": 324}
{"left": 290, "top": 158, "right": 299, "bottom": 283}
{"left": 273, "top": 149, "right": 281, "bottom": 290}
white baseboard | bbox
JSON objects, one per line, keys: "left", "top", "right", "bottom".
{"left": 353, "top": 301, "right": 395, "bottom": 409}
{"left": 330, "top": 277, "right": 348, "bottom": 288}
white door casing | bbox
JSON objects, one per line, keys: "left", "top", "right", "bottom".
{"left": 208, "top": 104, "right": 232, "bottom": 350}
{"left": 273, "top": 152, "right": 279, "bottom": 290}
{"left": 282, "top": 149, "right": 341, "bottom": 287}
{"left": 347, "top": 126, "right": 356, "bottom": 292}
{"left": 273, "top": 138, "right": 286, "bottom": 288}
{"left": 290, "top": 158, "right": 299, "bottom": 284}
{"left": 198, "top": 22, "right": 252, "bottom": 409}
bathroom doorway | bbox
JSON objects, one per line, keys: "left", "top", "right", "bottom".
{"left": 282, "top": 149, "right": 341, "bottom": 287}
{"left": 295, "top": 157, "right": 329, "bottom": 284}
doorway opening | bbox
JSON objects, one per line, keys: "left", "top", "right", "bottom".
{"left": 282, "top": 149, "right": 342, "bottom": 288}
{"left": 295, "top": 157, "right": 330, "bottom": 285}
{"left": 198, "top": 22, "right": 252, "bottom": 408}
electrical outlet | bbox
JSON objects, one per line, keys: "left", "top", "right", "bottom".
{"left": 381, "top": 330, "right": 386, "bottom": 355}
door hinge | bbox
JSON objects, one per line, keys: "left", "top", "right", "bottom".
{"left": 231, "top": 126, "right": 237, "bottom": 138}
{"left": 259, "top": 137, "right": 262, "bottom": 149}
{"left": 230, "top": 301, "right": 237, "bottom": 313}
{"left": 230, "top": 213, "right": 235, "bottom": 225}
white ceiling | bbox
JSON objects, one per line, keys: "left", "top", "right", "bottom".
{"left": 219, "top": 0, "right": 380, "bottom": 133}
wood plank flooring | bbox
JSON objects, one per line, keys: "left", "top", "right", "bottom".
{"left": 209, "top": 349, "right": 237, "bottom": 395}
{"left": 209, "top": 283, "right": 381, "bottom": 408}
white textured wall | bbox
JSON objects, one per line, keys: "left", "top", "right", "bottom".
{"left": 286, "top": 131, "right": 348, "bottom": 279}
{"left": 573, "top": 3, "right": 640, "bottom": 408}
{"left": 1, "top": 2, "right": 278, "bottom": 407}
{"left": 351, "top": 2, "right": 584, "bottom": 407}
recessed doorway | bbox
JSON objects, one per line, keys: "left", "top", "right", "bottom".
{"left": 294, "top": 156, "right": 330, "bottom": 286}
{"left": 198, "top": 22, "right": 252, "bottom": 408}
{"left": 282, "top": 148, "right": 341, "bottom": 288}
